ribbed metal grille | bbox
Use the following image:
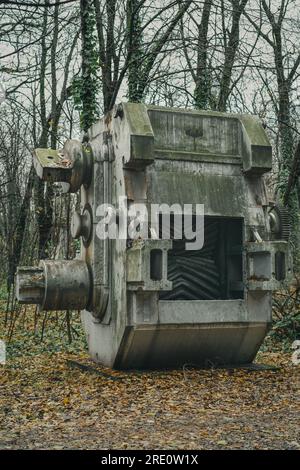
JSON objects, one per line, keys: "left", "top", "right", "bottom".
{"left": 160, "top": 219, "right": 221, "bottom": 300}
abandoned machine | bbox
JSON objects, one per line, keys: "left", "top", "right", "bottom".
{"left": 16, "top": 103, "right": 292, "bottom": 369}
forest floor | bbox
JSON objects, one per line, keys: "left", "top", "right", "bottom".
{"left": 0, "top": 304, "right": 299, "bottom": 450}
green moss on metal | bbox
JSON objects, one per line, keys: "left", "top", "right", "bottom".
{"left": 148, "top": 171, "right": 246, "bottom": 217}
{"left": 124, "top": 103, "right": 154, "bottom": 136}
{"left": 34, "top": 148, "right": 65, "bottom": 168}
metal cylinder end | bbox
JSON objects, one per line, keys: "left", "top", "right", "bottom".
{"left": 15, "top": 266, "right": 45, "bottom": 304}
{"left": 15, "top": 260, "right": 91, "bottom": 311}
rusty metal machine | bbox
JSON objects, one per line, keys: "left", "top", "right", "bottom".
{"left": 16, "top": 103, "right": 292, "bottom": 369}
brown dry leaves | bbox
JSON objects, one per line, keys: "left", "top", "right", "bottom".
{"left": 0, "top": 349, "right": 299, "bottom": 450}
{"left": 0, "top": 304, "right": 299, "bottom": 450}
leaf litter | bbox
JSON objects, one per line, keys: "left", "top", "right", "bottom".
{"left": 0, "top": 305, "right": 299, "bottom": 450}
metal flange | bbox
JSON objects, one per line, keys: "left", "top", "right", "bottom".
{"left": 71, "top": 205, "right": 93, "bottom": 245}
{"left": 16, "top": 260, "right": 92, "bottom": 311}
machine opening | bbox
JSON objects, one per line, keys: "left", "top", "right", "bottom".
{"left": 150, "top": 249, "right": 163, "bottom": 281}
{"left": 275, "top": 251, "right": 286, "bottom": 281}
{"left": 160, "top": 216, "right": 244, "bottom": 300}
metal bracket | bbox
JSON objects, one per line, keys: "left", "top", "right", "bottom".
{"left": 33, "top": 140, "right": 93, "bottom": 193}
{"left": 127, "top": 239, "right": 173, "bottom": 291}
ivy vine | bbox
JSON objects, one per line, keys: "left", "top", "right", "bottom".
{"left": 73, "top": 0, "right": 100, "bottom": 132}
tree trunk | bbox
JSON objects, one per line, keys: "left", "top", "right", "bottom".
{"left": 217, "top": 0, "right": 248, "bottom": 112}
{"left": 194, "top": 0, "right": 212, "bottom": 110}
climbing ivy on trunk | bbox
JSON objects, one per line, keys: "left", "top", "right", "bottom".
{"left": 73, "top": 0, "right": 99, "bottom": 132}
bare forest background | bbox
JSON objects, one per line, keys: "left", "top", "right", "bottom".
{"left": 0, "top": 0, "right": 300, "bottom": 321}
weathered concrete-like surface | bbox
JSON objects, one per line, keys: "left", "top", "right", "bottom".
{"left": 16, "top": 103, "right": 292, "bottom": 369}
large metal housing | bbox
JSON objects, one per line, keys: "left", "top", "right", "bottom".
{"left": 16, "top": 103, "right": 292, "bottom": 369}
